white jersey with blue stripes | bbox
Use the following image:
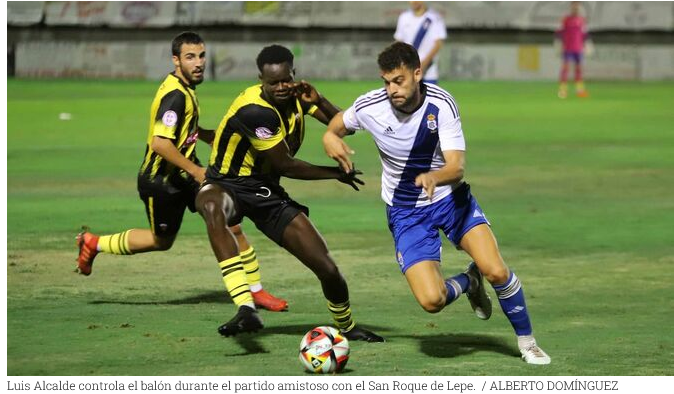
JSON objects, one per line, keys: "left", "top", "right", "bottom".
{"left": 342, "top": 83, "right": 465, "bottom": 208}
{"left": 394, "top": 8, "right": 447, "bottom": 81}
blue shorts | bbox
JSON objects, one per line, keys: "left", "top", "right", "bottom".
{"left": 563, "top": 51, "right": 583, "bottom": 64}
{"left": 386, "top": 182, "right": 490, "bottom": 273}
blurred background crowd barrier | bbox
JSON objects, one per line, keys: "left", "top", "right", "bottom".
{"left": 7, "top": 1, "right": 674, "bottom": 80}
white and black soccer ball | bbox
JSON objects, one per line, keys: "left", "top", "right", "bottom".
{"left": 298, "top": 326, "right": 350, "bottom": 373}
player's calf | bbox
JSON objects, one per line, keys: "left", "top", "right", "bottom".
{"left": 464, "top": 262, "right": 492, "bottom": 320}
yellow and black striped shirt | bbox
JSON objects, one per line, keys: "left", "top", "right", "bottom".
{"left": 139, "top": 73, "right": 200, "bottom": 185}
{"left": 208, "top": 84, "right": 317, "bottom": 178}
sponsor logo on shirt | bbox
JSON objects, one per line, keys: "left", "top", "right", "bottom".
{"left": 162, "top": 110, "right": 178, "bottom": 127}
{"left": 255, "top": 127, "right": 274, "bottom": 139}
{"left": 384, "top": 126, "right": 395, "bottom": 135}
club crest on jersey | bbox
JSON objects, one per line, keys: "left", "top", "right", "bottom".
{"left": 396, "top": 251, "right": 404, "bottom": 268}
{"left": 162, "top": 110, "right": 178, "bottom": 127}
{"left": 426, "top": 114, "right": 437, "bottom": 132}
{"left": 255, "top": 127, "right": 274, "bottom": 140}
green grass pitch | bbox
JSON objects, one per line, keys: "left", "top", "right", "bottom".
{"left": 6, "top": 79, "right": 674, "bottom": 375}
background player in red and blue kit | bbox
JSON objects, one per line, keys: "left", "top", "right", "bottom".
{"left": 556, "top": 2, "right": 591, "bottom": 98}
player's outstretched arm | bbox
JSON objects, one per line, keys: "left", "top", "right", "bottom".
{"left": 323, "top": 112, "right": 355, "bottom": 173}
{"left": 197, "top": 126, "right": 215, "bottom": 145}
{"left": 263, "top": 138, "right": 363, "bottom": 190}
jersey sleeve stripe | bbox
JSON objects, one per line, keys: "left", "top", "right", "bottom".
{"left": 356, "top": 96, "right": 389, "bottom": 112}
{"left": 354, "top": 89, "right": 387, "bottom": 108}
{"left": 426, "top": 93, "right": 457, "bottom": 119}
{"left": 426, "top": 85, "right": 460, "bottom": 117}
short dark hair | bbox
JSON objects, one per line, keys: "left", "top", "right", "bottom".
{"left": 256, "top": 44, "right": 294, "bottom": 72}
{"left": 171, "top": 31, "right": 204, "bottom": 57}
{"left": 377, "top": 42, "right": 421, "bottom": 72}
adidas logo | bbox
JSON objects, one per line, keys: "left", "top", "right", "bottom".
{"left": 507, "top": 305, "right": 524, "bottom": 314}
{"left": 473, "top": 209, "right": 483, "bottom": 218}
{"left": 383, "top": 126, "right": 395, "bottom": 135}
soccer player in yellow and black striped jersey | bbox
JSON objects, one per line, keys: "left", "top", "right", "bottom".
{"left": 75, "top": 32, "right": 288, "bottom": 312}
{"left": 196, "top": 44, "right": 384, "bottom": 342}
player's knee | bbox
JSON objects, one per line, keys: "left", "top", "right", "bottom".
{"left": 316, "top": 261, "right": 342, "bottom": 282}
{"left": 199, "top": 198, "right": 225, "bottom": 224}
{"left": 153, "top": 235, "right": 175, "bottom": 251}
{"left": 419, "top": 296, "right": 445, "bottom": 314}
{"left": 197, "top": 187, "right": 225, "bottom": 215}
{"left": 484, "top": 265, "right": 509, "bottom": 285}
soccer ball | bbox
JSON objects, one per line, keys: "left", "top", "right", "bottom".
{"left": 298, "top": 326, "right": 350, "bottom": 373}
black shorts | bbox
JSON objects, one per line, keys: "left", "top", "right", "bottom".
{"left": 203, "top": 173, "right": 308, "bottom": 245}
{"left": 137, "top": 175, "right": 199, "bottom": 237}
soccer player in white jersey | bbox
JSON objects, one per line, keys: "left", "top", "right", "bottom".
{"left": 322, "top": 42, "right": 551, "bottom": 365}
{"left": 394, "top": 1, "right": 447, "bottom": 84}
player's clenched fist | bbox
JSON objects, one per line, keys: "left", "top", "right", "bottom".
{"left": 415, "top": 172, "right": 438, "bottom": 201}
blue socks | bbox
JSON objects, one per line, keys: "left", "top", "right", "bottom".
{"left": 444, "top": 273, "right": 470, "bottom": 305}
{"left": 492, "top": 272, "right": 533, "bottom": 336}
{"left": 444, "top": 268, "right": 534, "bottom": 338}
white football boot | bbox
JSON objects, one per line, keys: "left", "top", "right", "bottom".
{"left": 518, "top": 336, "right": 551, "bottom": 365}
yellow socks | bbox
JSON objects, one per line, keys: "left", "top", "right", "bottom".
{"left": 98, "top": 231, "right": 132, "bottom": 255}
{"left": 241, "top": 246, "right": 262, "bottom": 292}
{"left": 219, "top": 256, "right": 254, "bottom": 307}
{"left": 575, "top": 81, "right": 586, "bottom": 92}
{"left": 328, "top": 300, "right": 355, "bottom": 332}
{"left": 558, "top": 82, "right": 568, "bottom": 98}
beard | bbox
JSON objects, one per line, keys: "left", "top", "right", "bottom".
{"left": 388, "top": 94, "right": 415, "bottom": 112}
{"left": 181, "top": 64, "right": 204, "bottom": 86}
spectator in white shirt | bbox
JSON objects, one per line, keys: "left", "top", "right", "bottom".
{"left": 394, "top": 1, "right": 447, "bottom": 84}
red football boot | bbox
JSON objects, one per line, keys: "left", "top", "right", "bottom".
{"left": 75, "top": 227, "right": 99, "bottom": 276}
{"left": 252, "top": 289, "right": 288, "bottom": 312}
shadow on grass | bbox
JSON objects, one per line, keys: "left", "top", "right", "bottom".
{"left": 90, "top": 290, "right": 231, "bottom": 305}
{"left": 225, "top": 335, "right": 268, "bottom": 356}
{"left": 394, "top": 333, "right": 519, "bottom": 359}
{"left": 90, "top": 292, "right": 389, "bottom": 357}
